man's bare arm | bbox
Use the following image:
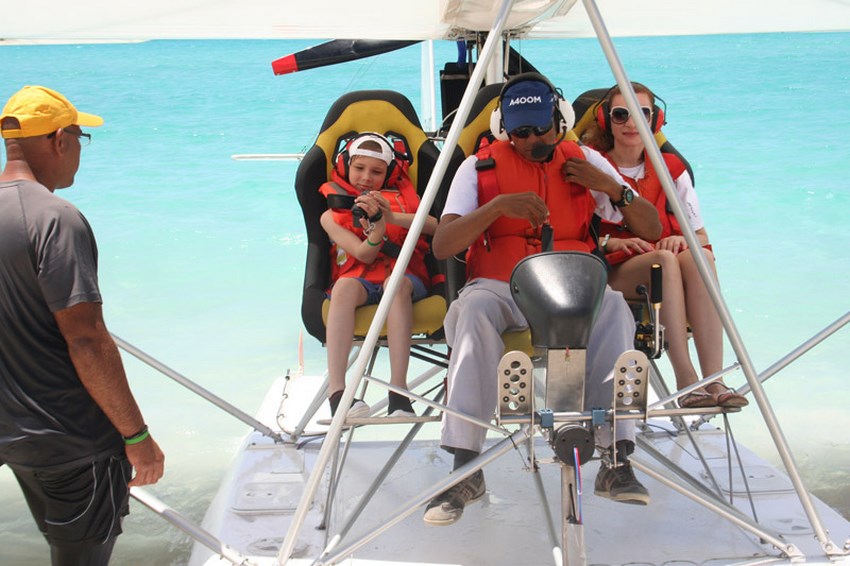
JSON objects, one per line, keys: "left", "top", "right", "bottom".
{"left": 563, "top": 157, "right": 662, "bottom": 241}
{"left": 432, "top": 192, "right": 549, "bottom": 259}
{"left": 53, "top": 302, "right": 164, "bottom": 486}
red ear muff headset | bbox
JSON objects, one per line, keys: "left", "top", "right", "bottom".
{"left": 334, "top": 132, "right": 405, "bottom": 188}
{"left": 594, "top": 84, "right": 667, "bottom": 134}
{"left": 490, "top": 72, "right": 576, "bottom": 142}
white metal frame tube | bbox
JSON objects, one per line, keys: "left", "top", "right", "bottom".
{"left": 131, "top": 487, "right": 255, "bottom": 566}
{"left": 112, "top": 334, "right": 282, "bottom": 443}
{"left": 581, "top": 0, "right": 839, "bottom": 555}
{"left": 275, "top": 1, "right": 519, "bottom": 563}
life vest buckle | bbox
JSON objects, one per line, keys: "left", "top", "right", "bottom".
{"left": 475, "top": 157, "right": 496, "bottom": 171}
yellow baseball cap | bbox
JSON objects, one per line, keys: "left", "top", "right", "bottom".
{"left": 1, "top": 85, "right": 103, "bottom": 139}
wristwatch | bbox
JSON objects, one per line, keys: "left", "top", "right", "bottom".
{"left": 613, "top": 185, "right": 634, "bottom": 208}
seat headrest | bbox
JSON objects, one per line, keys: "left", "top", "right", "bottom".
{"left": 312, "top": 90, "right": 430, "bottom": 189}
{"left": 569, "top": 87, "right": 694, "bottom": 185}
{"left": 295, "top": 89, "right": 444, "bottom": 343}
{"left": 455, "top": 83, "right": 503, "bottom": 158}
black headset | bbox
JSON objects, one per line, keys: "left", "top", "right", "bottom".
{"left": 594, "top": 82, "right": 667, "bottom": 134}
{"left": 334, "top": 132, "right": 401, "bottom": 188}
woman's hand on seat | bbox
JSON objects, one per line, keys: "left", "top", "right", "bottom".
{"left": 656, "top": 235, "right": 688, "bottom": 254}
{"left": 607, "top": 237, "right": 654, "bottom": 258}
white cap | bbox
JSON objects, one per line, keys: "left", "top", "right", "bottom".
{"left": 348, "top": 132, "right": 394, "bottom": 165}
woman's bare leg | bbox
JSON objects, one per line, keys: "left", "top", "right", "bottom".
{"left": 677, "top": 249, "right": 727, "bottom": 395}
{"left": 677, "top": 249, "right": 723, "bottom": 377}
{"left": 609, "top": 250, "right": 699, "bottom": 389}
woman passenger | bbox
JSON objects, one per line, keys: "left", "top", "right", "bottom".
{"left": 582, "top": 84, "right": 747, "bottom": 408}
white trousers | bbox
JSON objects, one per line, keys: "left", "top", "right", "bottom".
{"left": 440, "top": 278, "right": 636, "bottom": 453}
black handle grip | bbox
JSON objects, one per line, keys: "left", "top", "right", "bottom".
{"left": 326, "top": 193, "right": 356, "bottom": 209}
{"left": 650, "top": 263, "right": 662, "bottom": 304}
{"left": 541, "top": 223, "right": 553, "bottom": 252}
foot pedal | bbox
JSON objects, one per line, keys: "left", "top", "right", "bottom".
{"left": 497, "top": 350, "right": 533, "bottom": 421}
{"left": 612, "top": 350, "right": 649, "bottom": 415}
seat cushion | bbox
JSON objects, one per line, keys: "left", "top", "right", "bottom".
{"left": 322, "top": 294, "right": 447, "bottom": 339}
{"left": 502, "top": 329, "right": 533, "bottom": 356}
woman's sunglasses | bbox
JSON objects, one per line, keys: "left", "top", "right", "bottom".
{"left": 510, "top": 123, "right": 554, "bottom": 139}
{"left": 610, "top": 106, "right": 653, "bottom": 125}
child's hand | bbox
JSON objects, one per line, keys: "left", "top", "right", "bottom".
{"left": 368, "top": 192, "right": 395, "bottom": 223}
{"left": 355, "top": 192, "right": 386, "bottom": 222}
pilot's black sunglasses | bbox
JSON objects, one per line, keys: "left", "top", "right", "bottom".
{"left": 510, "top": 123, "right": 554, "bottom": 139}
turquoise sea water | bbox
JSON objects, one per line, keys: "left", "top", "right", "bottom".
{"left": 1, "top": 33, "right": 849, "bottom": 564}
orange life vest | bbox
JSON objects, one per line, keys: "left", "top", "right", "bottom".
{"left": 469, "top": 140, "right": 598, "bottom": 282}
{"left": 319, "top": 169, "right": 431, "bottom": 288}
{"left": 599, "top": 152, "right": 711, "bottom": 265}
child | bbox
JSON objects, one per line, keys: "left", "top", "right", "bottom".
{"left": 319, "top": 133, "right": 437, "bottom": 418}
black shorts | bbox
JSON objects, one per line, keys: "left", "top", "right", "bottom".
{"left": 11, "top": 454, "right": 132, "bottom": 550}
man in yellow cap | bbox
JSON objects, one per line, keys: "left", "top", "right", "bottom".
{"left": 0, "top": 86, "right": 165, "bottom": 564}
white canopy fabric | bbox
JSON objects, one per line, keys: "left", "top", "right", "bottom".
{"left": 2, "top": 0, "right": 849, "bottom": 42}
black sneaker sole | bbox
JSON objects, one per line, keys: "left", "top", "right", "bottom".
{"left": 423, "top": 481, "right": 487, "bottom": 526}
{"left": 594, "top": 488, "right": 650, "bottom": 505}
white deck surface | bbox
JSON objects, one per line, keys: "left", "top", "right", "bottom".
{"left": 189, "top": 376, "right": 850, "bottom": 566}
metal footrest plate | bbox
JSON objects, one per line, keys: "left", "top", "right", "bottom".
{"left": 497, "top": 350, "right": 533, "bottom": 420}
{"left": 613, "top": 349, "right": 649, "bottom": 413}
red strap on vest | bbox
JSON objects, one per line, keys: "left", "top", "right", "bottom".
{"left": 475, "top": 154, "right": 499, "bottom": 206}
{"left": 663, "top": 153, "right": 687, "bottom": 182}
{"left": 474, "top": 147, "right": 499, "bottom": 251}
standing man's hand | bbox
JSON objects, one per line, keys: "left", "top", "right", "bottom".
{"left": 126, "top": 436, "right": 165, "bottom": 487}
{"left": 54, "top": 302, "right": 167, "bottom": 488}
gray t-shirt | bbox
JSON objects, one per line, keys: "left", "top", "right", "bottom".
{"left": 0, "top": 180, "right": 122, "bottom": 469}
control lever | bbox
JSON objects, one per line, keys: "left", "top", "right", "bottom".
{"left": 650, "top": 263, "right": 662, "bottom": 357}
{"left": 636, "top": 263, "right": 663, "bottom": 358}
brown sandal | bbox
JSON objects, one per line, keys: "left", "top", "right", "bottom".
{"left": 679, "top": 389, "right": 716, "bottom": 408}
{"left": 708, "top": 384, "right": 749, "bottom": 408}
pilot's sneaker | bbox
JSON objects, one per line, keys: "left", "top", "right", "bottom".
{"left": 594, "top": 460, "right": 650, "bottom": 505}
{"left": 423, "top": 470, "right": 486, "bottom": 526}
